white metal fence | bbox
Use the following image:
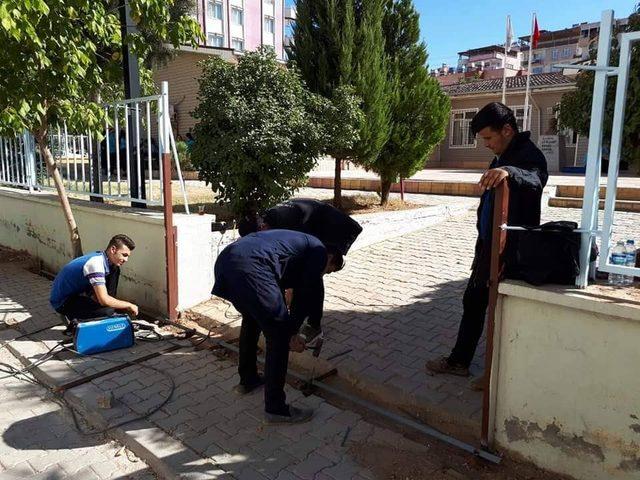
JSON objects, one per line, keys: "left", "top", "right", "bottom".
{"left": 0, "top": 82, "right": 189, "bottom": 212}
{"left": 556, "top": 9, "right": 640, "bottom": 286}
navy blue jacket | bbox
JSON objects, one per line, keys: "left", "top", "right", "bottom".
{"left": 212, "top": 230, "right": 327, "bottom": 332}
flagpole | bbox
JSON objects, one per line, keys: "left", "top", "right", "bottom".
{"left": 523, "top": 13, "right": 535, "bottom": 132}
{"left": 501, "top": 15, "right": 509, "bottom": 104}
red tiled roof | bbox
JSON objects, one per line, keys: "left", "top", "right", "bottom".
{"left": 442, "top": 73, "right": 575, "bottom": 97}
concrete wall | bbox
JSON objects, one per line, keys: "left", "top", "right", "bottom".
{"left": 0, "top": 188, "right": 214, "bottom": 315}
{"left": 491, "top": 281, "right": 640, "bottom": 480}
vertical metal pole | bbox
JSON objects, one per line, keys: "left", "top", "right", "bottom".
{"left": 120, "top": 0, "right": 145, "bottom": 207}
{"left": 105, "top": 108, "right": 112, "bottom": 195}
{"left": 161, "top": 82, "right": 178, "bottom": 320}
{"left": 399, "top": 177, "right": 405, "bottom": 202}
{"left": 146, "top": 101, "right": 153, "bottom": 201}
{"left": 115, "top": 106, "right": 121, "bottom": 196}
{"left": 481, "top": 181, "right": 510, "bottom": 449}
{"left": 599, "top": 31, "right": 636, "bottom": 272}
{"left": 576, "top": 9, "right": 614, "bottom": 288}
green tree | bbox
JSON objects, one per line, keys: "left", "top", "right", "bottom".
{"left": 289, "top": 0, "right": 362, "bottom": 209}
{"left": 558, "top": 4, "right": 640, "bottom": 171}
{"left": 191, "top": 47, "right": 328, "bottom": 217}
{"left": 351, "top": 0, "right": 392, "bottom": 178}
{"left": 0, "top": 0, "right": 202, "bottom": 257}
{"left": 374, "top": 0, "right": 449, "bottom": 205}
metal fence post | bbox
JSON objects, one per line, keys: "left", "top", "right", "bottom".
{"left": 576, "top": 9, "right": 614, "bottom": 288}
{"left": 22, "top": 131, "right": 37, "bottom": 192}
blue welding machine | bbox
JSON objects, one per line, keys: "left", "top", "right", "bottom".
{"left": 73, "top": 315, "right": 135, "bottom": 355}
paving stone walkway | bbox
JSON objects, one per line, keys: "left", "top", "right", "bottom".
{"left": 0, "top": 335, "right": 153, "bottom": 480}
{"left": 194, "top": 201, "right": 640, "bottom": 432}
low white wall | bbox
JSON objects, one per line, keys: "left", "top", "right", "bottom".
{"left": 491, "top": 281, "right": 640, "bottom": 480}
{"left": 0, "top": 187, "right": 214, "bottom": 315}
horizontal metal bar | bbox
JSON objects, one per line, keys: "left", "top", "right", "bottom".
{"left": 37, "top": 186, "right": 162, "bottom": 205}
{"left": 500, "top": 224, "right": 600, "bottom": 234}
{"left": 553, "top": 64, "right": 618, "bottom": 73}
{"left": 218, "top": 338, "right": 503, "bottom": 464}
{"left": 106, "top": 95, "right": 162, "bottom": 106}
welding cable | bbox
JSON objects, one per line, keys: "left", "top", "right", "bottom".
{"left": 0, "top": 323, "right": 63, "bottom": 353}
{"left": 0, "top": 341, "right": 67, "bottom": 381}
{"left": 58, "top": 345, "right": 178, "bottom": 436}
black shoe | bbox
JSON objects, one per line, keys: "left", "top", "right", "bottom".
{"left": 264, "top": 406, "right": 314, "bottom": 425}
{"left": 233, "top": 375, "right": 264, "bottom": 395}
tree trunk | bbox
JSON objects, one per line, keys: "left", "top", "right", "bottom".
{"left": 333, "top": 157, "right": 343, "bottom": 210}
{"left": 35, "top": 127, "right": 84, "bottom": 258}
{"left": 380, "top": 176, "right": 392, "bottom": 207}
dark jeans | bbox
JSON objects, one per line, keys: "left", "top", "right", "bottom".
{"left": 448, "top": 268, "right": 490, "bottom": 368}
{"left": 57, "top": 267, "right": 120, "bottom": 321}
{"left": 238, "top": 311, "right": 293, "bottom": 415}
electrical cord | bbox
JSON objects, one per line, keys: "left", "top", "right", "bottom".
{"left": 59, "top": 345, "right": 177, "bottom": 437}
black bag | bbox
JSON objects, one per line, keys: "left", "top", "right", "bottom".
{"left": 510, "top": 221, "right": 581, "bottom": 286}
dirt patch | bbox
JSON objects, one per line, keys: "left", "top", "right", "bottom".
{"left": 0, "top": 245, "right": 32, "bottom": 264}
{"left": 348, "top": 439, "right": 571, "bottom": 480}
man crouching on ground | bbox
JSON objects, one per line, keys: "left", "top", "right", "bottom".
{"left": 212, "top": 229, "right": 342, "bottom": 424}
{"left": 50, "top": 234, "right": 138, "bottom": 330}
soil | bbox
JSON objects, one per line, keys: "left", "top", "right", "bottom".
{"left": 0, "top": 245, "right": 32, "bottom": 264}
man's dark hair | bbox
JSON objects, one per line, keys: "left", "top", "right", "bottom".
{"left": 471, "top": 102, "right": 519, "bottom": 135}
{"left": 327, "top": 246, "right": 345, "bottom": 271}
{"left": 238, "top": 215, "right": 261, "bottom": 237}
{"left": 107, "top": 234, "right": 135, "bottom": 251}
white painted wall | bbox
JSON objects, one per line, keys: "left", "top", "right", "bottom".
{"left": 0, "top": 188, "right": 214, "bottom": 315}
{"left": 491, "top": 281, "right": 640, "bottom": 480}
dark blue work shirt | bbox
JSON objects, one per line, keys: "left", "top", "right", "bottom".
{"left": 212, "top": 230, "right": 327, "bottom": 328}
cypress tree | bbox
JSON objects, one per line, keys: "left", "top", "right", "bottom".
{"left": 375, "top": 0, "right": 450, "bottom": 205}
{"left": 290, "top": 0, "right": 359, "bottom": 208}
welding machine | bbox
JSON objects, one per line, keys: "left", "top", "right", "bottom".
{"left": 73, "top": 315, "right": 135, "bottom": 355}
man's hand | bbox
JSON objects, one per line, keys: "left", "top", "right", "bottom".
{"left": 127, "top": 303, "right": 139, "bottom": 318}
{"left": 289, "top": 334, "right": 306, "bottom": 353}
{"left": 479, "top": 168, "right": 509, "bottom": 191}
{"left": 284, "top": 288, "right": 293, "bottom": 309}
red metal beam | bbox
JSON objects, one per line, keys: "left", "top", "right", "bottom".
{"left": 481, "top": 180, "right": 510, "bottom": 448}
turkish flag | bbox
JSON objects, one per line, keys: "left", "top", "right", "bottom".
{"left": 532, "top": 16, "right": 540, "bottom": 48}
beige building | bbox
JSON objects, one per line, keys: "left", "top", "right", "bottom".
{"left": 153, "top": 47, "right": 237, "bottom": 137}
{"left": 430, "top": 73, "right": 587, "bottom": 172}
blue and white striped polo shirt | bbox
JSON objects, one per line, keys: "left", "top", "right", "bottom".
{"left": 50, "top": 251, "right": 110, "bottom": 310}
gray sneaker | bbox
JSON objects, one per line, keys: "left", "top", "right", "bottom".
{"left": 264, "top": 406, "right": 314, "bottom": 425}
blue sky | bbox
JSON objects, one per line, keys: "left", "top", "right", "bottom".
{"left": 287, "top": 1, "right": 637, "bottom": 68}
{"left": 418, "top": 0, "right": 637, "bottom": 68}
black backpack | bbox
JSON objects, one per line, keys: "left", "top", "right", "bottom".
{"left": 509, "top": 221, "right": 586, "bottom": 286}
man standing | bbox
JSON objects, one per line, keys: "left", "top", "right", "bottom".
{"left": 238, "top": 198, "right": 362, "bottom": 344}
{"left": 425, "top": 103, "right": 548, "bottom": 384}
{"left": 50, "top": 234, "right": 138, "bottom": 327}
{"left": 212, "top": 229, "right": 342, "bottom": 424}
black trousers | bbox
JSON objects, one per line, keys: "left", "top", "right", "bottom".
{"left": 57, "top": 267, "right": 120, "bottom": 321}
{"left": 238, "top": 311, "right": 293, "bottom": 415}
{"left": 448, "top": 268, "right": 490, "bottom": 368}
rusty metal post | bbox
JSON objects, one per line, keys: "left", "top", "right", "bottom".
{"left": 481, "top": 180, "right": 509, "bottom": 448}
{"left": 161, "top": 82, "right": 178, "bottom": 320}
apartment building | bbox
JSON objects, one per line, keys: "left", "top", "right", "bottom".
{"left": 520, "top": 17, "right": 629, "bottom": 74}
{"left": 154, "top": 0, "right": 286, "bottom": 135}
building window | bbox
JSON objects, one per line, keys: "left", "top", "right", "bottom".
{"left": 532, "top": 66, "right": 544, "bottom": 74}
{"left": 207, "top": 0, "right": 223, "bottom": 20}
{"left": 232, "top": 7, "right": 244, "bottom": 25}
{"left": 509, "top": 105, "right": 532, "bottom": 132}
{"left": 207, "top": 33, "right": 224, "bottom": 47}
{"left": 232, "top": 37, "right": 245, "bottom": 51}
{"left": 264, "top": 16, "right": 275, "bottom": 34}
{"left": 551, "top": 49, "right": 559, "bottom": 60}
{"left": 449, "top": 109, "right": 477, "bottom": 148}
{"left": 562, "top": 47, "right": 573, "bottom": 58}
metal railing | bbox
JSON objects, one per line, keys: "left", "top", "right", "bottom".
{"left": 0, "top": 82, "right": 189, "bottom": 212}
{"left": 556, "top": 10, "right": 640, "bottom": 286}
